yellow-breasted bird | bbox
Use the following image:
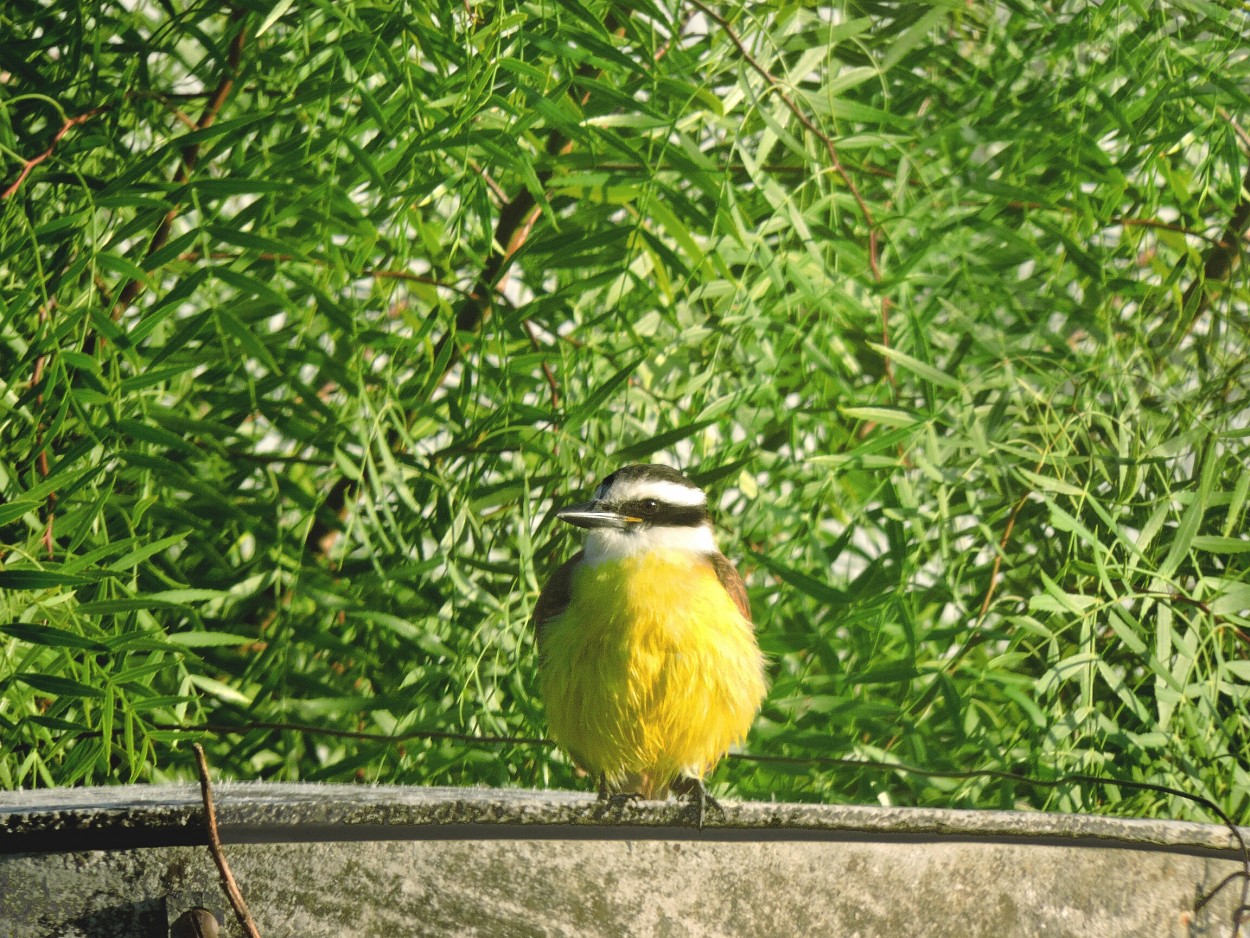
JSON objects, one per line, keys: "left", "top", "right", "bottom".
{"left": 533, "top": 464, "right": 767, "bottom": 823}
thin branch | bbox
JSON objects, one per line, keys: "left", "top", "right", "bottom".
{"left": 1220, "top": 107, "right": 1250, "bottom": 153}
{"left": 367, "top": 267, "right": 484, "bottom": 299}
{"left": 110, "top": 15, "right": 248, "bottom": 320}
{"left": 978, "top": 451, "right": 1052, "bottom": 623}
{"left": 685, "top": 0, "right": 891, "bottom": 371}
{"left": 192, "top": 744, "right": 262, "bottom": 938}
{"left": 2, "top": 108, "right": 105, "bottom": 200}
{"left": 1114, "top": 214, "right": 1229, "bottom": 246}
{"left": 471, "top": 160, "right": 510, "bottom": 203}
{"left": 977, "top": 486, "right": 1032, "bottom": 621}
{"left": 524, "top": 320, "right": 560, "bottom": 409}
{"left": 543, "top": 160, "right": 1231, "bottom": 247}
{"left": 1175, "top": 154, "right": 1250, "bottom": 336}
{"left": 30, "top": 298, "right": 58, "bottom": 558}
{"left": 686, "top": 0, "right": 878, "bottom": 259}
{"left": 168, "top": 721, "right": 554, "bottom": 748}
{"left": 427, "top": 17, "right": 620, "bottom": 375}
{"left": 428, "top": 137, "right": 565, "bottom": 367}
{"left": 173, "top": 250, "right": 496, "bottom": 301}
{"left": 296, "top": 18, "right": 622, "bottom": 582}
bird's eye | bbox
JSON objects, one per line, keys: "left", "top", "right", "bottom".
{"left": 640, "top": 498, "right": 658, "bottom": 514}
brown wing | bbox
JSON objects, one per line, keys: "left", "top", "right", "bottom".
{"left": 532, "top": 551, "right": 583, "bottom": 651}
{"left": 709, "top": 551, "right": 752, "bottom": 624}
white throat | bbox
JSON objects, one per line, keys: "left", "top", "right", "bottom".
{"left": 581, "top": 523, "right": 718, "bottom": 567}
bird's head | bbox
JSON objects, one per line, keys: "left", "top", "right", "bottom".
{"left": 557, "top": 464, "right": 718, "bottom": 565}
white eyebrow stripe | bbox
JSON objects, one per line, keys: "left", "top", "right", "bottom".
{"left": 606, "top": 477, "right": 707, "bottom": 507}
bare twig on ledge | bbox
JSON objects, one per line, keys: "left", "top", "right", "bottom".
{"left": 193, "top": 743, "right": 263, "bottom": 938}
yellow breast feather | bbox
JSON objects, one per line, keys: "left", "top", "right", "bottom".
{"left": 538, "top": 549, "right": 766, "bottom": 798}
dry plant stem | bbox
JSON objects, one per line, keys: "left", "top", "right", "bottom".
{"left": 193, "top": 744, "right": 262, "bottom": 938}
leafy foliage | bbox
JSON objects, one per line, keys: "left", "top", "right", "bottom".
{"left": 2, "top": 0, "right": 1248, "bottom": 824}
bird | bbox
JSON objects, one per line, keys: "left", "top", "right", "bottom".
{"left": 533, "top": 463, "right": 767, "bottom": 825}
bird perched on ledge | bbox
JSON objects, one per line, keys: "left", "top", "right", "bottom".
{"left": 533, "top": 464, "right": 767, "bottom": 825}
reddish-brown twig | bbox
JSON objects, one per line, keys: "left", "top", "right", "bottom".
{"left": 2, "top": 108, "right": 104, "bottom": 201}
{"left": 977, "top": 448, "right": 1054, "bottom": 622}
{"left": 192, "top": 744, "right": 262, "bottom": 938}
{"left": 977, "top": 488, "right": 1032, "bottom": 621}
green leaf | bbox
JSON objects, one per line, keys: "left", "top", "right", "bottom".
{"left": 0, "top": 570, "right": 99, "bottom": 589}
{"left": 748, "top": 549, "right": 846, "bottom": 607}
{"left": 867, "top": 342, "right": 960, "bottom": 390}
{"left": 257, "top": 0, "right": 297, "bottom": 35}
{"left": 1191, "top": 536, "right": 1250, "bottom": 554}
{"left": 839, "top": 406, "right": 920, "bottom": 428}
{"left": 187, "top": 674, "right": 253, "bottom": 706}
{"left": 107, "top": 532, "right": 191, "bottom": 572}
{"left": 13, "top": 672, "right": 107, "bottom": 699}
{"left": 165, "top": 631, "right": 254, "bottom": 647}
{"left": 0, "top": 622, "right": 109, "bottom": 651}
{"left": 1159, "top": 449, "right": 1216, "bottom": 580}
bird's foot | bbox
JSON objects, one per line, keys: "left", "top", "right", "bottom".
{"left": 602, "top": 791, "right": 644, "bottom": 808}
{"left": 673, "top": 776, "right": 724, "bottom": 830}
{"left": 596, "top": 774, "right": 644, "bottom": 810}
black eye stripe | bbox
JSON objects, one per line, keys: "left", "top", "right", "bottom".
{"left": 617, "top": 499, "right": 707, "bottom": 527}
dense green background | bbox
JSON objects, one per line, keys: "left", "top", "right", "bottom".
{"left": 2, "top": 1, "right": 1248, "bottom": 825}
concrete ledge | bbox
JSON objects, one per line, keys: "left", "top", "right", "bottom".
{"left": 1, "top": 784, "right": 1244, "bottom": 936}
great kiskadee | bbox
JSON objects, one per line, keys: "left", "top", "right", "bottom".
{"left": 533, "top": 464, "right": 767, "bottom": 823}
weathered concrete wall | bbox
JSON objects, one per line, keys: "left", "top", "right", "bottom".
{"left": 0, "top": 784, "right": 1244, "bottom": 937}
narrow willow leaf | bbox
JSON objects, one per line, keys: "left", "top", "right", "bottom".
{"left": 165, "top": 631, "right": 254, "bottom": 647}
{"left": 867, "top": 341, "right": 960, "bottom": 390}
{"left": 14, "top": 672, "right": 107, "bottom": 699}
{"left": 0, "top": 570, "right": 99, "bottom": 589}
{"left": 0, "top": 623, "right": 109, "bottom": 651}
{"left": 839, "top": 406, "right": 920, "bottom": 428}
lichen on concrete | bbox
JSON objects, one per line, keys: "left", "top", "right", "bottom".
{"left": 0, "top": 785, "right": 1244, "bottom": 937}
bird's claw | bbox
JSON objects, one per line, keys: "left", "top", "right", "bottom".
{"left": 675, "top": 777, "right": 723, "bottom": 830}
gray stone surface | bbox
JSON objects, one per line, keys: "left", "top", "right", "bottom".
{"left": 0, "top": 784, "right": 1245, "bottom": 937}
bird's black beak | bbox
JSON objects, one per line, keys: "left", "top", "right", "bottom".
{"left": 556, "top": 500, "right": 640, "bottom": 530}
